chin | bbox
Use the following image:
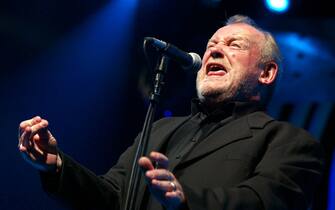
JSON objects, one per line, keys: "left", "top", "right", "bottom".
{"left": 197, "top": 84, "right": 239, "bottom": 104}
{"left": 197, "top": 88, "right": 228, "bottom": 103}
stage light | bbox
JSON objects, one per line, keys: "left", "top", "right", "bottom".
{"left": 265, "top": 0, "right": 290, "bottom": 13}
{"left": 164, "top": 110, "right": 173, "bottom": 117}
{"left": 15, "top": 0, "right": 139, "bottom": 148}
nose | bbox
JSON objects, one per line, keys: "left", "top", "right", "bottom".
{"left": 209, "top": 47, "right": 224, "bottom": 59}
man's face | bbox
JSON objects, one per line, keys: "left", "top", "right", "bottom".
{"left": 196, "top": 23, "right": 266, "bottom": 105}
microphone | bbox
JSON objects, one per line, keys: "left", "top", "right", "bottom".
{"left": 144, "top": 37, "right": 202, "bottom": 71}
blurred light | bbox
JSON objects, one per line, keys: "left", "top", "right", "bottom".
{"left": 15, "top": 0, "right": 139, "bottom": 144}
{"left": 265, "top": 0, "right": 290, "bottom": 13}
{"left": 275, "top": 32, "right": 332, "bottom": 59}
{"left": 163, "top": 110, "right": 173, "bottom": 117}
{"left": 281, "top": 33, "right": 317, "bottom": 55}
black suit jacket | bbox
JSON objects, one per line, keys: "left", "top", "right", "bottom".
{"left": 41, "top": 111, "right": 324, "bottom": 210}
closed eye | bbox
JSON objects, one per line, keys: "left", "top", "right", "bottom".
{"left": 229, "top": 38, "right": 249, "bottom": 50}
{"left": 229, "top": 41, "right": 242, "bottom": 48}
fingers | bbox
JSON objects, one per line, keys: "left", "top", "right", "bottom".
{"left": 140, "top": 152, "right": 186, "bottom": 208}
{"left": 138, "top": 151, "right": 169, "bottom": 171}
{"left": 149, "top": 151, "right": 169, "bottom": 169}
{"left": 18, "top": 127, "right": 44, "bottom": 158}
{"left": 19, "top": 116, "right": 48, "bottom": 136}
{"left": 18, "top": 117, "right": 49, "bottom": 147}
{"left": 19, "top": 126, "right": 32, "bottom": 151}
{"left": 146, "top": 169, "right": 175, "bottom": 181}
{"left": 148, "top": 171, "right": 186, "bottom": 206}
{"left": 165, "top": 190, "right": 185, "bottom": 204}
{"left": 18, "top": 116, "right": 60, "bottom": 172}
{"left": 151, "top": 179, "right": 176, "bottom": 192}
{"left": 19, "top": 116, "right": 42, "bottom": 134}
{"left": 138, "top": 156, "right": 155, "bottom": 171}
{"left": 30, "top": 119, "right": 49, "bottom": 137}
{"left": 18, "top": 116, "right": 53, "bottom": 162}
{"left": 139, "top": 152, "right": 171, "bottom": 180}
{"left": 18, "top": 116, "right": 39, "bottom": 146}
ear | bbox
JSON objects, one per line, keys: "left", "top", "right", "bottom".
{"left": 258, "top": 61, "right": 278, "bottom": 85}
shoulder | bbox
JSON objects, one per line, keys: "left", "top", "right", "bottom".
{"left": 247, "top": 111, "right": 321, "bottom": 150}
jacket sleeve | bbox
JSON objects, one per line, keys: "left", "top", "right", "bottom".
{"left": 39, "top": 117, "right": 174, "bottom": 210}
{"left": 182, "top": 123, "right": 325, "bottom": 210}
{"left": 40, "top": 139, "right": 138, "bottom": 210}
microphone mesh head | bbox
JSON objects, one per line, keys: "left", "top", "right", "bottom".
{"left": 189, "top": 52, "right": 202, "bottom": 72}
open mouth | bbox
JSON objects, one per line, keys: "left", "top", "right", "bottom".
{"left": 206, "top": 63, "right": 227, "bottom": 76}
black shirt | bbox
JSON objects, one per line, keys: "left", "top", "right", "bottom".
{"left": 165, "top": 100, "right": 235, "bottom": 166}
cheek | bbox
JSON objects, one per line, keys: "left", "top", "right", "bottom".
{"left": 229, "top": 53, "right": 250, "bottom": 73}
{"left": 201, "top": 51, "right": 210, "bottom": 65}
{"left": 197, "top": 67, "right": 206, "bottom": 77}
{"left": 230, "top": 51, "right": 253, "bottom": 66}
{"left": 196, "top": 70, "right": 204, "bottom": 85}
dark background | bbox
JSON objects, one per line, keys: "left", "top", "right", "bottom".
{"left": 0, "top": 0, "right": 334, "bottom": 209}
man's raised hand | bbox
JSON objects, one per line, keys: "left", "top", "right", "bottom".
{"left": 18, "top": 116, "right": 61, "bottom": 172}
{"left": 138, "top": 152, "right": 186, "bottom": 210}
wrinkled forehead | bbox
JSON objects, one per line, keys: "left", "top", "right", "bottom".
{"left": 209, "top": 23, "right": 265, "bottom": 44}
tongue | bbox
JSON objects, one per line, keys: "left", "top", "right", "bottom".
{"left": 208, "top": 70, "right": 226, "bottom": 76}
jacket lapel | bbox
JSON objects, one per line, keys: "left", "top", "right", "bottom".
{"left": 173, "top": 111, "right": 274, "bottom": 170}
{"left": 147, "top": 116, "right": 191, "bottom": 153}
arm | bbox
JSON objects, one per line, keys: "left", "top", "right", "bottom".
{"left": 18, "top": 116, "right": 136, "bottom": 209}
{"left": 39, "top": 151, "right": 126, "bottom": 210}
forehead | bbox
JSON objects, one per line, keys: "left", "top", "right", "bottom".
{"left": 210, "top": 23, "right": 265, "bottom": 43}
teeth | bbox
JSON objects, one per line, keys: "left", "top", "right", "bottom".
{"left": 211, "top": 66, "right": 222, "bottom": 71}
{"left": 208, "top": 64, "right": 225, "bottom": 72}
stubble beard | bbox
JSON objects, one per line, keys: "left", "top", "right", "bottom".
{"left": 196, "top": 74, "right": 259, "bottom": 106}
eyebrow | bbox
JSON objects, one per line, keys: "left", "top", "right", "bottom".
{"left": 231, "top": 35, "right": 249, "bottom": 42}
{"left": 207, "top": 35, "right": 250, "bottom": 44}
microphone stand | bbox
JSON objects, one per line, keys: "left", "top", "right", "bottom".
{"left": 124, "top": 55, "right": 170, "bottom": 210}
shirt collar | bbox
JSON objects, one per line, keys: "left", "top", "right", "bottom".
{"left": 191, "top": 98, "right": 265, "bottom": 121}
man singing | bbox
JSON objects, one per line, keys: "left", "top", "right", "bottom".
{"left": 18, "top": 15, "right": 324, "bottom": 210}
